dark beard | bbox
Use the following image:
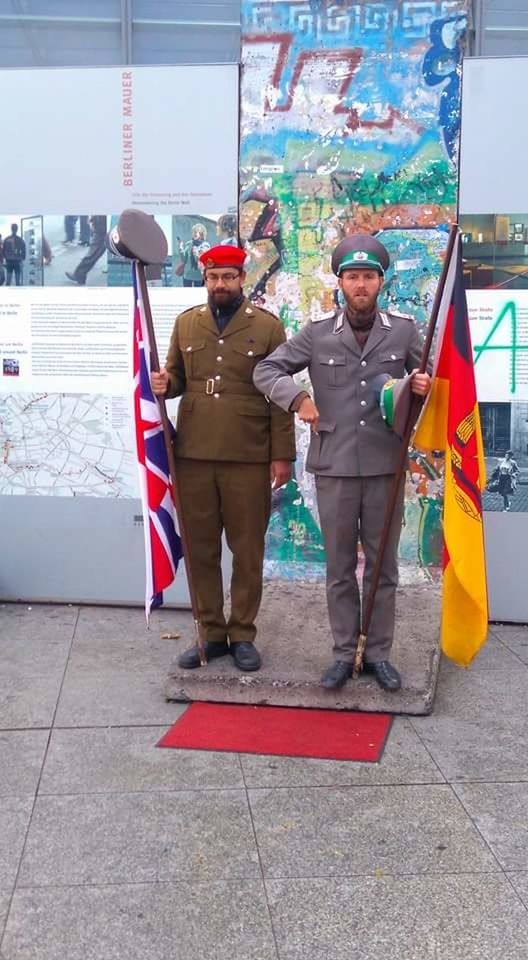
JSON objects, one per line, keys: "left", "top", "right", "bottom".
{"left": 210, "top": 290, "right": 239, "bottom": 308}
{"left": 345, "top": 303, "right": 377, "bottom": 327}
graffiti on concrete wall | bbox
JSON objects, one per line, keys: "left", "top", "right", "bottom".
{"left": 240, "top": 0, "right": 469, "bottom": 577}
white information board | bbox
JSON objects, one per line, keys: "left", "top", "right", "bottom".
{"left": 468, "top": 290, "right": 528, "bottom": 403}
{"left": 0, "top": 63, "right": 239, "bottom": 604}
{"left": 4, "top": 65, "right": 239, "bottom": 216}
{"left": 0, "top": 287, "right": 201, "bottom": 501}
{"left": 460, "top": 57, "right": 528, "bottom": 215}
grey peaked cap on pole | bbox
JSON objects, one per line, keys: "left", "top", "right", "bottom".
{"left": 108, "top": 209, "right": 168, "bottom": 265}
{"left": 331, "top": 234, "right": 390, "bottom": 276}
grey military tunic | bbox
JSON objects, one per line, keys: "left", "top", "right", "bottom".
{"left": 253, "top": 307, "right": 424, "bottom": 662}
{"left": 253, "top": 308, "right": 424, "bottom": 476}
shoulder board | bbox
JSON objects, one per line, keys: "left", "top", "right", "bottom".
{"left": 249, "top": 303, "right": 280, "bottom": 321}
{"left": 313, "top": 311, "right": 338, "bottom": 325}
{"left": 178, "top": 304, "right": 206, "bottom": 316}
{"left": 389, "top": 309, "right": 414, "bottom": 321}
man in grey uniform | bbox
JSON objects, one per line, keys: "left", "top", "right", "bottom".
{"left": 253, "top": 235, "right": 431, "bottom": 691}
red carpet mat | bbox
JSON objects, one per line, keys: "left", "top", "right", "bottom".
{"left": 157, "top": 703, "right": 392, "bottom": 762}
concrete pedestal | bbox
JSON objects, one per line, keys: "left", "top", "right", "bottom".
{"left": 165, "top": 574, "right": 441, "bottom": 715}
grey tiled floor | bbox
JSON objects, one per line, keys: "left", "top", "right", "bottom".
{"left": 1, "top": 604, "right": 528, "bottom": 959}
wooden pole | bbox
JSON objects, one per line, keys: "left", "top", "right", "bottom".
{"left": 352, "top": 223, "right": 459, "bottom": 678}
{"left": 136, "top": 261, "right": 207, "bottom": 666}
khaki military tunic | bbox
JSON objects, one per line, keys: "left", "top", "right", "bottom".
{"left": 253, "top": 307, "right": 424, "bottom": 662}
{"left": 165, "top": 297, "right": 295, "bottom": 645}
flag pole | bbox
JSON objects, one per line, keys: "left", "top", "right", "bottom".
{"left": 135, "top": 262, "right": 207, "bottom": 667}
{"left": 352, "top": 223, "right": 460, "bottom": 679}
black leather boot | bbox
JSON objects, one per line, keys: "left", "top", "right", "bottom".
{"left": 231, "top": 641, "right": 261, "bottom": 672}
{"left": 178, "top": 639, "right": 230, "bottom": 670}
{"left": 321, "top": 661, "right": 352, "bottom": 690}
{"left": 363, "top": 660, "right": 402, "bottom": 691}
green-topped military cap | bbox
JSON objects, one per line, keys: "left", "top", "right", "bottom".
{"left": 373, "top": 374, "right": 419, "bottom": 439}
{"left": 331, "top": 234, "right": 390, "bottom": 276}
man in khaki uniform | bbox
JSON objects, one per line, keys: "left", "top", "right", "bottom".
{"left": 151, "top": 245, "right": 295, "bottom": 672}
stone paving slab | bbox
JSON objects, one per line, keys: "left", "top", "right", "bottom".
{"left": 248, "top": 784, "right": 497, "bottom": 879}
{"left": 55, "top": 668, "right": 180, "bottom": 727}
{"left": 459, "top": 631, "right": 526, "bottom": 671}
{"left": 71, "top": 605, "right": 192, "bottom": 651}
{"left": 419, "top": 658, "right": 528, "bottom": 722}
{"left": 0, "top": 731, "right": 49, "bottom": 796}
{"left": 411, "top": 713, "right": 528, "bottom": 783}
{"left": 453, "top": 782, "right": 528, "bottom": 871}
{"left": 0, "top": 604, "right": 77, "bottom": 656}
{"left": 0, "top": 797, "right": 33, "bottom": 888}
{"left": 265, "top": 874, "right": 528, "bottom": 960}
{"left": 507, "top": 872, "right": 528, "bottom": 908}
{"left": 494, "top": 624, "right": 528, "bottom": 666}
{"left": 1, "top": 880, "right": 277, "bottom": 960}
{"left": 18, "top": 791, "right": 260, "bottom": 886}
{"left": 0, "top": 887, "right": 11, "bottom": 938}
{"left": 0, "top": 673, "right": 64, "bottom": 730}
{"left": 39, "top": 726, "right": 244, "bottom": 795}
{"left": 165, "top": 579, "right": 441, "bottom": 715}
{"left": 410, "top": 655, "right": 528, "bottom": 782}
{"left": 54, "top": 608, "right": 191, "bottom": 727}
{"left": 240, "top": 717, "right": 444, "bottom": 788}
{"left": 0, "top": 604, "right": 78, "bottom": 729}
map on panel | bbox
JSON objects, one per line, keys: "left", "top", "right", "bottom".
{"left": 0, "top": 393, "right": 137, "bottom": 498}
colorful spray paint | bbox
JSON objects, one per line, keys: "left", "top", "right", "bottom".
{"left": 240, "top": 0, "right": 469, "bottom": 577}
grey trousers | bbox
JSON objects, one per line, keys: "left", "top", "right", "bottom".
{"left": 315, "top": 474, "right": 405, "bottom": 663}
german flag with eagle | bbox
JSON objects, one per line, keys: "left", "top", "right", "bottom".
{"left": 414, "top": 230, "right": 488, "bottom": 666}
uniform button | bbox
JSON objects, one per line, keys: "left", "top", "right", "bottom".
{"left": 215, "top": 375, "right": 221, "bottom": 381}
{"left": 213, "top": 393, "right": 220, "bottom": 399}
{"left": 360, "top": 419, "right": 366, "bottom": 426}
{"left": 248, "top": 350, "right": 254, "bottom": 357}
{"left": 216, "top": 356, "right": 223, "bottom": 361}
{"left": 360, "top": 360, "right": 367, "bottom": 367}
{"left": 186, "top": 346, "right": 192, "bottom": 352}
{"left": 328, "top": 358, "right": 335, "bottom": 365}
{"left": 391, "top": 354, "right": 397, "bottom": 360}
{"left": 360, "top": 400, "right": 366, "bottom": 407}
{"left": 360, "top": 380, "right": 366, "bottom": 387}
{"left": 218, "top": 339, "right": 224, "bottom": 345}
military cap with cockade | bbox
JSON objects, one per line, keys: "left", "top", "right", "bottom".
{"left": 199, "top": 244, "right": 246, "bottom": 271}
{"left": 331, "top": 234, "right": 390, "bottom": 277}
{"left": 108, "top": 209, "right": 168, "bottom": 264}
{"left": 372, "top": 374, "right": 413, "bottom": 439}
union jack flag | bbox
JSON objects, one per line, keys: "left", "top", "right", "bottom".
{"left": 132, "top": 261, "right": 183, "bottom": 619}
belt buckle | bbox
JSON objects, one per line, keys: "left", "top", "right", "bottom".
{"left": 205, "top": 378, "right": 215, "bottom": 395}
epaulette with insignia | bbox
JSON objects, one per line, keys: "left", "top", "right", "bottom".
{"left": 389, "top": 309, "right": 415, "bottom": 321}
{"left": 250, "top": 303, "right": 280, "bottom": 321}
{"left": 313, "top": 311, "right": 338, "bottom": 326}
{"left": 179, "top": 304, "right": 205, "bottom": 316}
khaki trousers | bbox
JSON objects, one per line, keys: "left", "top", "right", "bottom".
{"left": 176, "top": 459, "right": 271, "bottom": 644}
{"left": 315, "top": 474, "right": 405, "bottom": 662}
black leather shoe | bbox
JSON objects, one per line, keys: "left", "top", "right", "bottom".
{"left": 178, "top": 639, "right": 230, "bottom": 670}
{"left": 231, "top": 641, "right": 261, "bottom": 672}
{"left": 321, "top": 660, "right": 352, "bottom": 689}
{"left": 364, "top": 660, "right": 402, "bottom": 691}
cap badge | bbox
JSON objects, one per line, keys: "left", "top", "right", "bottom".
{"left": 353, "top": 251, "right": 368, "bottom": 261}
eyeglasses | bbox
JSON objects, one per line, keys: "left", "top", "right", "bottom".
{"left": 205, "top": 271, "right": 241, "bottom": 284}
